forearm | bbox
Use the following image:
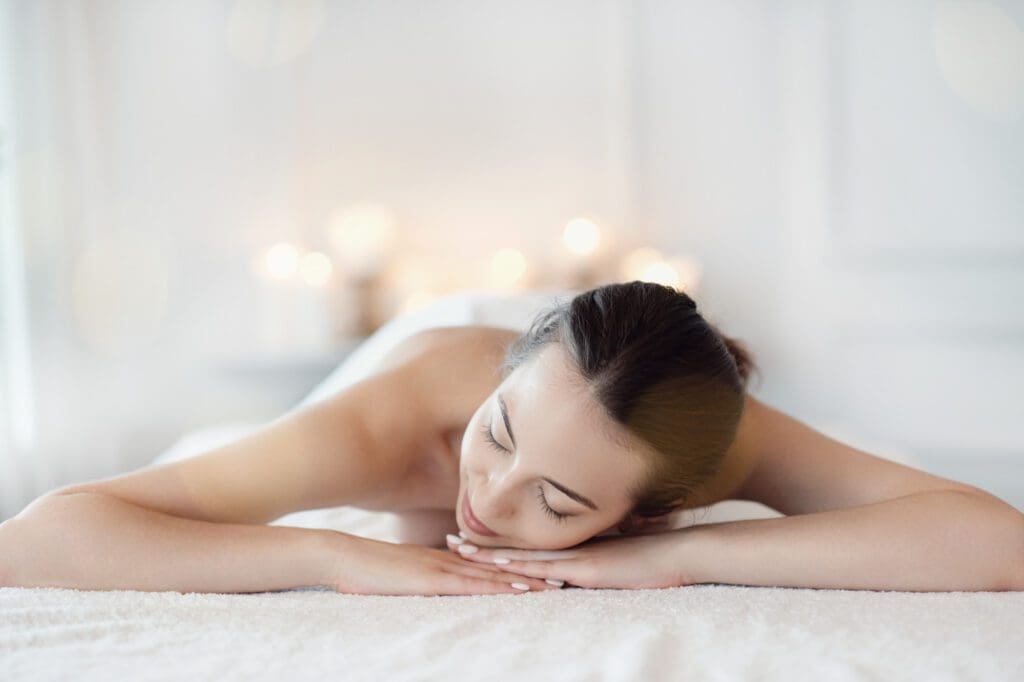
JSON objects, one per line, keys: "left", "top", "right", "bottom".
{"left": 681, "top": 490, "right": 1024, "bottom": 592}
{"left": 1, "top": 492, "right": 341, "bottom": 593}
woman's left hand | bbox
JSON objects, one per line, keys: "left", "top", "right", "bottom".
{"left": 445, "top": 529, "right": 697, "bottom": 590}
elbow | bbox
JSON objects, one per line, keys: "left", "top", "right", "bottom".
{"left": 943, "top": 490, "right": 1024, "bottom": 592}
{"left": 966, "top": 492, "right": 1024, "bottom": 592}
{"left": 1002, "top": 514, "right": 1024, "bottom": 592}
{"left": 1000, "top": 547, "right": 1024, "bottom": 592}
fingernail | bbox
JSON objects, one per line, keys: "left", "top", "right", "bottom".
{"left": 511, "top": 582, "right": 529, "bottom": 591}
{"left": 457, "top": 543, "right": 479, "bottom": 554}
{"left": 458, "top": 531, "right": 468, "bottom": 539}
{"left": 446, "top": 533, "right": 464, "bottom": 545}
{"left": 545, "top": 579, "right": 564, "bottom": 587}
{"left": 493, "top": 556, "right": 510, "bottom": 564}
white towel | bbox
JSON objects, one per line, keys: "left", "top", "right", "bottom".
{"left": 2, "top": 583, "right": 1020, "bottom": 681}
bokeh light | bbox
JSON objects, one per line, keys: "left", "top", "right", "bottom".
{"left": 562, "top": 217, "right": 602, "bottom": 257}
{"left": 618, "top": 247, "right": 702, "bottom": 292}
{"left": 299, "top": 251, "right": 333, "bottom": 287}
{"left": 488, "top": 247, "right": 528, "bottom": 289}
{"left": 264, "top": 242, "right": 300, "bottom": 279}
{"left": 619, "top": 247, "right": 664, "bottom": 281}
{"left": 639, "top": 260, "right": 681, "bottom": 288}
{"left": 932, "top": 1, "right": 1024, "bottom": 119}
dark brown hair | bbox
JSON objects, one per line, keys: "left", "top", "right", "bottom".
{"left": 501, "top": 281, "right": 758, "bottom": 527}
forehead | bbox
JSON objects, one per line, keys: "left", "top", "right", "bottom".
{"left": 502, "top": 343, "right": 647, "bottom": 500}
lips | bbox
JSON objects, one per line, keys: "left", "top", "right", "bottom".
{"left": 462, "top": 491, "right": 498, "bottom": 536}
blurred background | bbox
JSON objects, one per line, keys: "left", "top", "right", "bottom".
{"left": 0, "top": 0, "right": 1022, "bottom": 520}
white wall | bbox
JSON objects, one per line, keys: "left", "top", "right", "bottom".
{"left": 630, "top": 1, "right": 1024, "bottom": 508}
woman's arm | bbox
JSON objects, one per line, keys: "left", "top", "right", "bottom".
{"left": 0, "top": 492, "right": 338, "bottom": 593}
{"left": 678, "top": 489, "right": 1024, "bottom": 591}
{"left": 0, "top": 492, "right": 563, "bottom": 595}
{"left": 678, "top": 396, "right": 1024, "bottom": 591}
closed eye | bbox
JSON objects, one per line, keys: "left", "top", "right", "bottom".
{"left": 479, "top": 421, "right": 506, "bottom": 452}
{"left": 478, "top": 420, "right": 572, "bottom": 522}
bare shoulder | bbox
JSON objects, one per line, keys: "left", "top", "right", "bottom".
{"left": 376, "top": 324, "right": 523, "bottom": 371}
{"left": 375, "top": 324, "right": 523, "bottom": 426}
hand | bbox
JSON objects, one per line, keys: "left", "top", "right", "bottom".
{"left": 326, "top": 531, "right": 563, "bottom": 596}
{"left": 446, "top": 528, "right": 696, "bottom": 590}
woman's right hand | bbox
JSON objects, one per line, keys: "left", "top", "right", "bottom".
{"left": 325, "top": 531, "right": 563, "bottom": 596}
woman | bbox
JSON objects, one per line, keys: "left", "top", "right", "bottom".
{"left": 3, "top": 281, "right": 1021, "bottom": 595}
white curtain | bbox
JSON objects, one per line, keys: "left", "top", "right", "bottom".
{"left": 1, "top": 0, "right": 95, "bottom": 516}
{"left": 0, "top": 0, "right": 37, "bottom": 513}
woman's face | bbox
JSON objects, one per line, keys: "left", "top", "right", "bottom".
{"left": 456, "top": 342, "right": 650, "bottom": 550}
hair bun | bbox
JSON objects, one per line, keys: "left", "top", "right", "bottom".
{"left": 718, "top": 331, "right": 756, "bottom": 388}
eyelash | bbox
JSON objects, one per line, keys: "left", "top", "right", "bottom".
{"left": 478, "top": 421, "right": 570, "bottom": 524}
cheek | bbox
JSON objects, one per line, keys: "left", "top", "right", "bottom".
{"left": 460, "top": 438, "right": 481, "bottom": 473}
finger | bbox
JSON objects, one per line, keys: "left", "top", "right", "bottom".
{"left": 484, "top": 559, "right": 571, "bottom": 585}
{"left": 440, "top": 554, "right": 522, "bottom": 575}
{"left": 439, "top": 574, "right": 525, "bottom": 596}
{"left": 445, "top": 535, "right": 578, "bottom": 563}
{"left": 442, "top": 573, "right": 555, "bottom": 596}
{"left": 443, "top": 550, "right": 571, "bottom": 588}
{"left": 448, "top": 563, "right": 561, "bottom": 592}
{"left": 439, "top": 554, "right": 562, "bottom": 590}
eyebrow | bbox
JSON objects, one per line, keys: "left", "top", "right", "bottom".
{"left": 496, "top": 392, "right": 600, "bottom": 512}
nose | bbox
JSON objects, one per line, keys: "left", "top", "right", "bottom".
{"left": 476, "top": 467, "right": 519, "bottom": 520}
